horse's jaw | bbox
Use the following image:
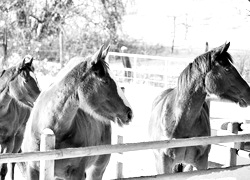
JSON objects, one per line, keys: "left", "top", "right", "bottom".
{"left": 218, "top": 87, "right": 250, "bottom": 108}
{"left": 238, "top": 99, "right": 248, "bottom": 108}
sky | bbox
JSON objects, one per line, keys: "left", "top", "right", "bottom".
{"left": 122, "top": 0, "right": 250, "bottom": 50}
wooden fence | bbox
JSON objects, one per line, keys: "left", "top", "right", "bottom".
{"left": 1, "top": 130, "right": 250, "bottom": 179}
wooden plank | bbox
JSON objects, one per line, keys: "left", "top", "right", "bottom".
{"left": 39, "top": 128, "right": 55, "bottom": 180}
{"left": 0, "top": 134, "right": 250, "bottom": 163}
{"left": 115, "top": 164, "right": 250, "bottom": 180}
{"left": 228, "top": 122, "right": 239, "bottom": 166}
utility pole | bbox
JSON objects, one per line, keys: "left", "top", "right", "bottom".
{"left": 59, "top": 28, "right": 64, "bottom": 68}
{"left": 171, "top": 16, "right": 176, "bottom": 54}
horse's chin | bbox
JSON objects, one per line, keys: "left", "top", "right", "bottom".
{"left": 115, "top": 117, "right": 129, "bottom": 127}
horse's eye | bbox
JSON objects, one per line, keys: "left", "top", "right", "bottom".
{"left": 102, "top": 78, "right": 109, "bottom": 84}
{"left": 224, "top": 67, "right": 230, "bottom": 72}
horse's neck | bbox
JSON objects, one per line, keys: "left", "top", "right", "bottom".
{"left": 175, "top": 68, "right": 207, "bottom": 122}
{"left": 56, "top": 109, "right": 110, "bottom": 149}
{"left": 49, "top": 83, "right": 80, "bottom": 134}
{"left": 0, "top": 98, "right": 30, "bottom": 123}
{"left": 48, "top": 63, "right": 87, "bottom": 134}
{"left": 0, "top": 89, "right": 12, "bottom": 116}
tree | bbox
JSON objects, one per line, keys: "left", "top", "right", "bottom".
{"left": 100, "top": 0, "right": 126, "bottom": 44}
{"left": 0, "top": 0, "right": 129, "bottom": 65}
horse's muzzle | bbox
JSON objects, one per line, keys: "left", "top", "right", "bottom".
{"left": 116, "top": 108, "right": 133, "bottom": 126}
{"left": 127, "top": 109, "right": 133, "bottom": 122}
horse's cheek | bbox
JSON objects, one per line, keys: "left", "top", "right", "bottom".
{"left": 205, "top": 72, "right": 225, "bottom": 95}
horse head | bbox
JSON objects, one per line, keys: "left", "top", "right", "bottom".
{"left": 8, "top": 56, "right": 41, "bottom": 107}
{"left": 0, "top": 60, "right": 22, "bottom": 105}
{"left": 205, "top": 42, "right": 250, "bottom": 107}
{"left": 77, "top": 45, "right": 133, "bottom": 126}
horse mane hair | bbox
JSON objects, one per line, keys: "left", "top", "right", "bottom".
{"left": 86, "top": 55, "right": 110, "bottom": 75}
{"left": 12, "top": 96, "right": 31, "bottom": 110}
{"left": 177, "top": 51, "right": 233, "bottom": 91}
{"left": 98, "top": 57, "right": 109, "bottom": 75}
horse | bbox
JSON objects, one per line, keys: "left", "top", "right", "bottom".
{"left": 21, "top": 45, "right": 133, "bottom": 180}
{"left": 148, "top": 42, "right": 250, "bottom": 174}
{"left": 0, "top": 56, "right": 41, "bottom": 180}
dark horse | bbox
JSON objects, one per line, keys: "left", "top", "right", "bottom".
{"left": 149, "top": 42, "right": 250, "bottom": 174}
{"left": 0, "top": 56, "right": 40, "bottom": 180}
{"left": 21, "top": 45, "right": 133, "bottom": 180}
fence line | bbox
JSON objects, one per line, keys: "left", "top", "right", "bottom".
{"left": 115, "top": 163, "right": 250, "bottom": 180}
{"left": 0, "top": 134, "right": 250, "bottom": 164}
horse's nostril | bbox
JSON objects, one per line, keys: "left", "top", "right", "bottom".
{"left": 127, "top": 110, "right": 133, "bottom": 120}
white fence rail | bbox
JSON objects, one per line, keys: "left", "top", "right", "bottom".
{"left": 1, "top": 134, "right": 250, "bottom": 164}
{"left": 1, "top": 132, "right": 250, "bottom": 179}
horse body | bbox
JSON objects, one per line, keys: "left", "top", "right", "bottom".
{"left": 0, "top": 57, "right": 40, "bottom": 179}
{"left": 149, "top": 42, "right": 250, "bottom": 174}
{"left": 22, "top": 45, "right": 133, "bottom": 180}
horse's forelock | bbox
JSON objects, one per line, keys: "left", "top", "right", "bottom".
{"left": 218, "top": 52, "right": 234, "bottom": 64}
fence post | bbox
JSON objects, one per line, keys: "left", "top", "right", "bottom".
{"left": 133, "top": 57, "right": 137, "bottom": 84}
{"left": 228, "top": 122, "right": 240, "bottom": 167}
{"left": 164, "top": 58, "right": 168, "bottom": 88}
{"left": 40, "top": 128, "right": 55, "bottom": 180}
{"left": 116, "top": 87, "right": 125, "bottom": 178}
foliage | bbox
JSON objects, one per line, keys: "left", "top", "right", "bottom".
{"left": 0, "top": 0, "right": 129, "bottom": 64}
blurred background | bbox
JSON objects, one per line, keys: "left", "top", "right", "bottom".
{"left": 1, "top": 0, "right": 250, "bottom": 78}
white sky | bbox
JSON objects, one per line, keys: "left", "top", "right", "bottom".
{"left": 122, "top": 0, "right": 250, "bottom": 50}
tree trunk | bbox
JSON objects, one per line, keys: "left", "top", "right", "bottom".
{"left": 59, "top": 29, "right": 64, "bottom": 67}
{"left": 1, "top": 27, "right": 7, "bottom": 68}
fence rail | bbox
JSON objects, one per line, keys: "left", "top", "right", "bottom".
{"left": 117, "top": 163, "right": 250, "bottom": 180}
{"left": 1, "top": 134, "right": 250, "bottom": 164}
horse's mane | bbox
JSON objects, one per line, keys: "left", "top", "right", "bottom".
{"left": 11, "top": 96, "right": 31, "bottom": 110}
{"left": 55, "top": 55, "right": 110, "bottom": 86}
{"left": 177, "top": 51, "right": 233, "bottom": 91}
{"left": 96, "top": 56, "right": 109, "bottom": 74}
{"left": 86, "top": 55, "right": 110, "bottom": 76}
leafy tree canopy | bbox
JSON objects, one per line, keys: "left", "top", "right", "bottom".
{"left": 0, "top": 0, "right": 129, "bottom": 63}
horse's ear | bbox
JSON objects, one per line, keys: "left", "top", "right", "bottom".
{"left": 91, "top": 45, "right": 105, "bottom": 65}
{"left": 214, "top": 42, "right": 230, "bottom": 55}
{"left": 102, "top": 44, "right": 110, "bottom": 60}
{"left": 17, "top": 57, "right": 26, "bottom": 70}
{"left": 24, "top": 55, "right": 34, "bottom": 65}
{"left": 221, "top": 42, "right": 230, "bottom": 54}
{"left": 28, "top": 56, "right": 34, "bottom": 65}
